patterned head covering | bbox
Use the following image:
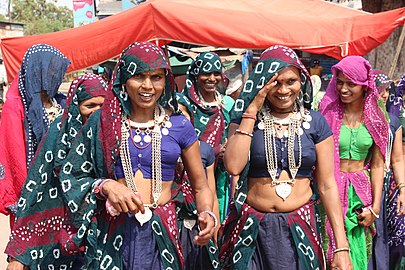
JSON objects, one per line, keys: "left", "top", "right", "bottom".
{"left": 389, "top": 73, "right": 405, "bottom": 117}
{"left": 320, "top": 56, "right": 389, "bottom": 161}
{"left": 178, "top": 52, "right": 229, "bottom": 150}
{"left": 100, "top": 41, "right": 178, "bottom": 175}
{"left": 183, "top": 52, "right": 227, "bottom": 98}
{"left": 18, "top": 44, "right": 70, "bottom": 166}
{"left": 373, "top": 69, "right": 392, "bottom": 94}
{"left": 4, "top": 74, "right": 108, "bottom": 266}
{"left": 231, "top": 45, "right": 312, "bottom": 120}
{"left": 54, "top": 74, "right": 107, "bottom": 168}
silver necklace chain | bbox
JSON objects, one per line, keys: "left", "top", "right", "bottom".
{"left": 260, "top": 106, "right": 302, "bottom": 186}
{"left": 120, "top": 105, "right": 166, "bottom": 208}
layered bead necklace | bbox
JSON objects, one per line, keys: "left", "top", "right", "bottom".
{"left": 120, "top": 104, "right": 171, "bottom": 225}
{"left": 198, "top": 90, "right": 224, "bottom": 108}
{"left": 258, "top": 105, "right": 306, "bottom": 200}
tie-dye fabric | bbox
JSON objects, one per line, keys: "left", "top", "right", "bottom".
{"left": 5, "top": 74, "right": 107, "bottom": 269}
{"left": 389, "top": 73, "right": 405, "bottom": 118}
{"left": 176, "top": 52, "right": 233, "bottom": 221}
{"left": 58, "top": 42, "right": 184, "bottom": 269}
{"left": 219, "top": 200, "right": 324, "bottom": 270}
{"left": 319, "top": 56, "right": 389, "bottom": 266}
{"left": 0, "top": 44, "right": 70, "bottom": 217}
{"left": 231, "top": 45, "right": 312, "bottom": 121}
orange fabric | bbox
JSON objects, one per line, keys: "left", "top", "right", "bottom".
{"left": 1, "top": 0, "right": 404, "bottom": 82}
{"left": 0, "top": 77, "right": 28, "bottom": 216}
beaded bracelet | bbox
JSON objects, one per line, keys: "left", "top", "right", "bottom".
{"left": 333, "top": 247, "right": 350, "bottom": 254}
{"left": 199, "top": 210, "right": 218, "bottom": 227}
{"left": 242, "top": 113, "right": 257, "bottom": 120}
{"left": 235, "top": 129, "right": 253, "bottom": 138}
{"left": 368, "top": 207, "right": 380, "bottom": 219}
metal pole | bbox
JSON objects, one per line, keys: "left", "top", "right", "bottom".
{"left": 388, "top": 25, "right": 405, "bottom": 79}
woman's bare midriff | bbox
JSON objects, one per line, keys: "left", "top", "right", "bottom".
{"left": 340, "top": 159, "right": 365, "bottom": 173}
{"left": 246, "top": 170, "right": 313, "bottom": 213}
{"left": 117, "top": 169, "right": 173, "bottom": 206}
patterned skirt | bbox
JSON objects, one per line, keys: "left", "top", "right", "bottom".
{"left": 219, "top": 201, "right": 325, "bottom": 270}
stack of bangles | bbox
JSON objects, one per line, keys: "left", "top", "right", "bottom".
{"left": 94, "top": 178, "right": 112, "bottom": 199}
{"left": 397, "top": 182, "right": 405, "bottom": 192}
{"left": 333, "top": 247, "right": 350, "bottom": 254}
{"left": 199, "top": 210, "right": 218, "bottom": 228}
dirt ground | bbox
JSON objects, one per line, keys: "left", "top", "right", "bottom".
{"left": 0, "top": 214, "right": 10, "bottom": 269}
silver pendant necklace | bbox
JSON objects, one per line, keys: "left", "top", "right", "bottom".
{"left": 120, "top": 105, "right": 169, "bottom": 225}
{"left": 259, "top": 105, "right": 303, "bottom": 200}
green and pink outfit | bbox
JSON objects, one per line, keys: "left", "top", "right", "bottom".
{"left": 320, "top": 56, "right": 389, "bottom": 269}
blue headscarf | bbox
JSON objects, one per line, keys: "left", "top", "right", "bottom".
{"left": 18, "top": 44, "right": 70, "bottom": 166}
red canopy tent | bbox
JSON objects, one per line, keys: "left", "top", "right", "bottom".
{"left": 1, "top": 0, "right": 404, "bottom": 82}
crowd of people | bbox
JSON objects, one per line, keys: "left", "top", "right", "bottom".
{"left": 0, "top": 41, "right": 404, "bottom": 270}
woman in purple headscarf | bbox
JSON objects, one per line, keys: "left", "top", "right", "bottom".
{"left": 319, "top": 56, "right": 389, "bottom": 269}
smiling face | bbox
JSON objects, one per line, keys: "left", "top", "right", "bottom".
{"left": 197, "top": 72, "right": 222, "bottom": 95}
{"left": 266, "top": 66, "right": 301, "bottom": 113}
{"left": 79, "top": 96, "right": 105, "bottom": 123}
{"left": 336, "top": 71, "right": 365, "bottom": 105}
{"left": 124, "top": 68, "right": 166, "bottom": 111}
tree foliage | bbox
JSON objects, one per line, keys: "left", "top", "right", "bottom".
{"left": 10, "top": 0, "right": 73, "bottom": 35}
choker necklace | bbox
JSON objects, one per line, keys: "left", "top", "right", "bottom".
{"left": 129, "top": 109, "right": 172, "bottom": 144}
{"left": 258, "top": 105, "right": 306, "bottom": 200}
{"left": 198, "top": 90, "right": 224, "bottom": 108}
{"left": 120, "top": 104, "right": 170, "bottom": 225}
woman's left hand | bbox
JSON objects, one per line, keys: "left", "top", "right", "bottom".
{"left": 396, "top": 189, "right": 405, "bottom": 215}
{"left": 357, "top": 208, "right": 377, "bottom": 227}
{"left": 330, "top": 251, "right": 353, "bottom": 270}
{"left": 194, "top": 212, "right": 216, "bottom": 246}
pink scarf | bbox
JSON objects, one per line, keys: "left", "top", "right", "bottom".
{"left": 319, "top": 56, "right": 389, "bottom": 262}
{"left": 320, "top": 55, "right": 388, "bottom": 182}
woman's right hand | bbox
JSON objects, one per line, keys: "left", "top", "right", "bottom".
{"left": 102, "top": 180, "right": 145, "bottom": 214}
{"left": 6, "top": 259, "right": 28, "bottom": 270}
{"left": 245, "top": 73, "right": 278, "bottom": 115}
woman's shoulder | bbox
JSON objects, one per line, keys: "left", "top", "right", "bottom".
{"left": 169, "top": 113, "right": 193, "bottom": 127}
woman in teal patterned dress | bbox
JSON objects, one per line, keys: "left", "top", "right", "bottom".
{"left": 177, "top": 52, "right": 234, "bottom": 222}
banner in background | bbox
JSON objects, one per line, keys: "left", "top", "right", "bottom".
{"left": 122, "top": 0, "right": 146, "bottom": 11}
{"left": 73, "top": 0, "right": 96, "bottom": 27}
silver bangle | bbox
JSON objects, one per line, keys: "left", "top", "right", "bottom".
{"left": 199, "top": 210, "right": 218, "bottom": 227}
{"left": 333, "top": 247, "right": 350, "bottom": 253}
{"left": 369, "top": 207, "right": 380, "bottom": 219}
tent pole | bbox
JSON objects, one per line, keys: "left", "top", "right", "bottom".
{"left": 388, "top": 25, "right": 405, "bottom": 79}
